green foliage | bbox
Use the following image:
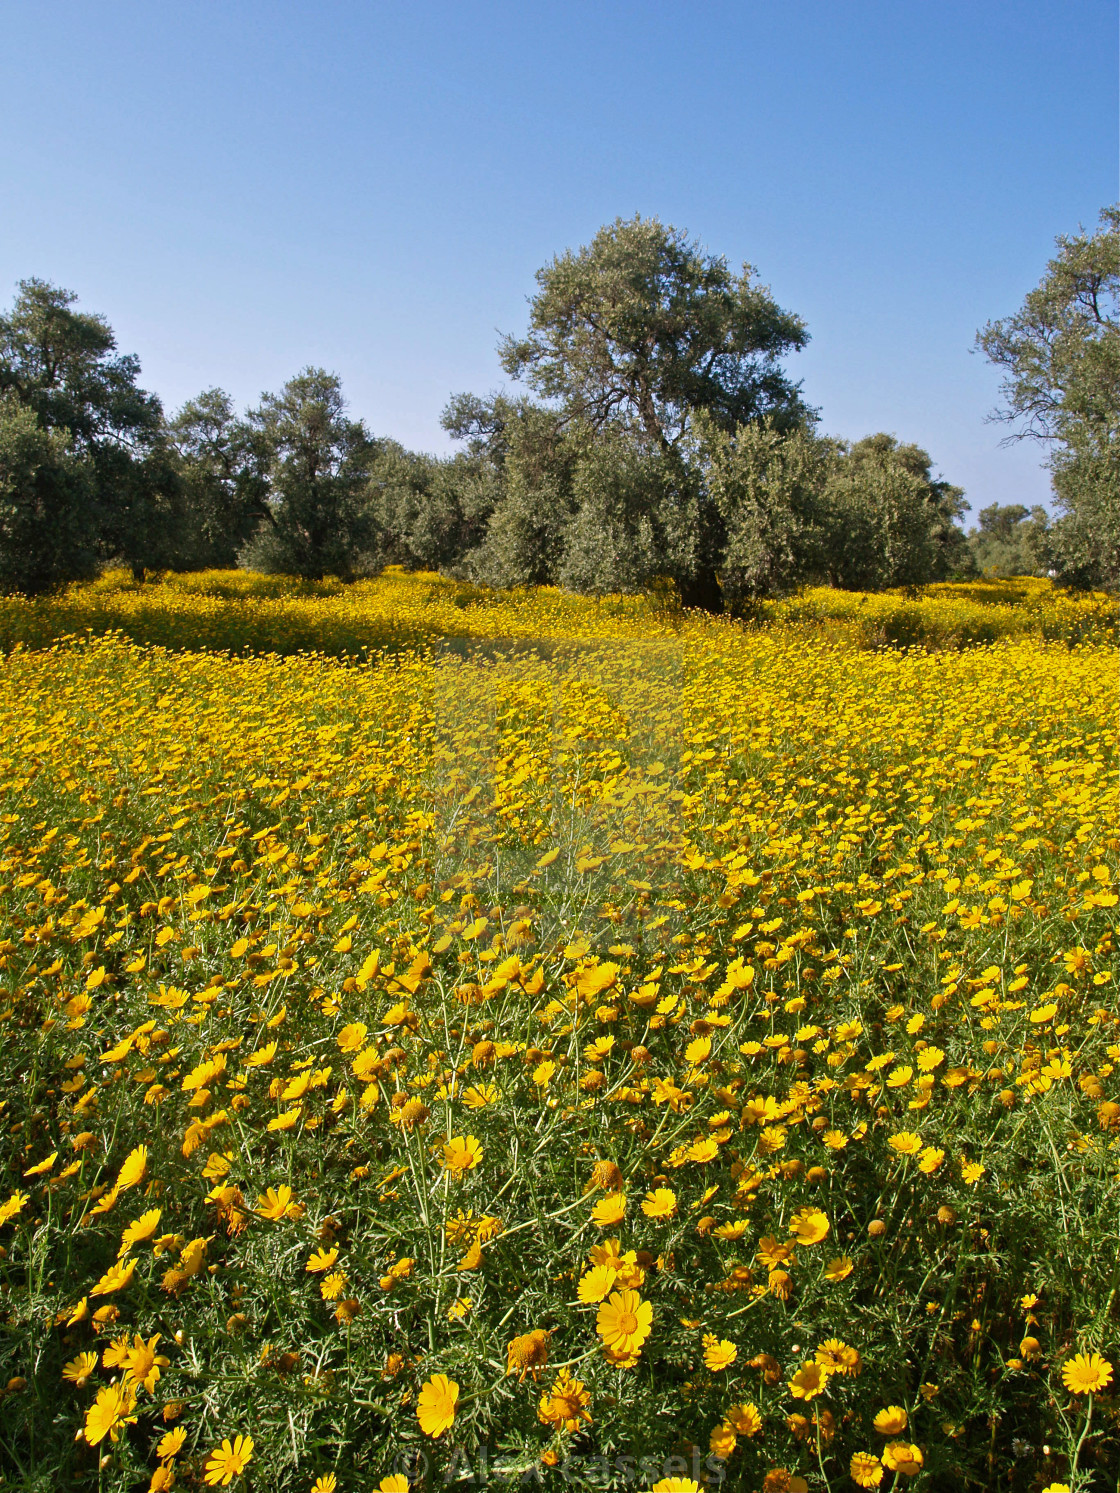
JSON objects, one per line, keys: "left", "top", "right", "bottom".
{"left": 967, "top": 503, "right": 1051, "bottom": 578}
{"left": 977, "top": 205, "right": 1119, "bottom": 591}
{"left": 499, "top": 215, "right": 812, "bottom": 453}
{"left": 977, "top": 205, "right": 1119, "bottom": 451}
{"left": 169, "top": 389, "right": 270, "bottom": 568}
{"left": 558, "top": 434, "right": 665, "bottom": 596}
{"left": 29, "top": 203, "right": 1120, "bottom": 603}
{"left": 1049, "top": 443, "right": 1120, "bottom": 590}
{"left": 450, "top": 224, "right": 979, "bottom": 609}
{"left": 97, "top": 441, "right": 196, "bottom": 582}
{"left": 822, "top": 435, "right": 972, "bottom": 590}
{"left": 460, "top": 469, "right": 572, "bottom": 590}
{"left": 0, "top": 279, "right": 163, "bottom": 455}
{"left": 366, "top": 441, "right": 497, "bottom": 573}
{"left": 240, "top": 370, "right": 378, "bottom": 580}
{"left": 0, "top": 278, "right": 174, "bottom": 582}
{"left": 693, "top": 415, "right": 829, "bottom": 606}
{"left": 443, "top": 406, "right": 974, "bottom": 612}
{"left": 448, "top": 398, "right": 580, "bottom": 589}
{"left": 0, "top": 393, "right": 98, "bottom": 595}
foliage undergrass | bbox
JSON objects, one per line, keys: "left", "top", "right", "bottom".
{"left": 0, "top": 574, "right": 1116, "bottom": 1493}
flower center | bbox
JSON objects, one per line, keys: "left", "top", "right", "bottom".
{"left": 616, "top": 1311, "right": 638, "bottom": 1335}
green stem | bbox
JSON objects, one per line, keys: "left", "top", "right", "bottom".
{"left": 1069, "top": 1394, "right": 1093, "bottom": 1486}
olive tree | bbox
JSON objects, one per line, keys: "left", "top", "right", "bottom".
{"left": 977, "top": 205, "right": 1119, "bottom": 588}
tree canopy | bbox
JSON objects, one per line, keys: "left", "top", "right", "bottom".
{"left": 977, "top": 205, "right": 1119, "bottom": 451}
{"left": 821, "top": 435, "right": 970, "bottom": 591}
{"left": 965, "top": 502, "right": 1050, "bottom": 578}
{"left": 0, "top": 279, "right": 173, "bottom": 584}
{"left": 498, "top": 216, "right": 812, "bottom": 453}
{"left": 0, "top": 392, "right": 98, "bottom": 595}
{"left": 6, "top": 207, "right": 1117, "bottom": 598}
{"left": 169, "top": 388, "right": 269, "bottom": 568}
{"left": 0, "top": 278, "right": 163, "bottom": 453}
{"left": 241, "top": 369, "right": 378, "bottom": 579}
{"left": 977, "top": 204, "right": 1119, "bottom": 589}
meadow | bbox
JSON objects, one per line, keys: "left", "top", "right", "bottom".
{"left": 0, "top": 571, "right": 1115, "bottom": 1493}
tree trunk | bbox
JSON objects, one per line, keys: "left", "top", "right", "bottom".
{"left": 676, "top": 567, "right": 724, "bottom": 613}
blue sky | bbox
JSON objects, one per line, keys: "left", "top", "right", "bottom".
{"left": 1, "top": 0, "right": 1115, "bottom": 514}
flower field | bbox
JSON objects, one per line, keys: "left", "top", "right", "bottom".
{"left": 0, "top": 569, "right": 1113, "bottom": 659}
{"left": 0, "top": 572, "right": 1116, "bottom": 1493}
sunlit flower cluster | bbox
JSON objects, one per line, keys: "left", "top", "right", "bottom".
{"left": 0, "top": 570, "right": 1114, "bottom": 1491}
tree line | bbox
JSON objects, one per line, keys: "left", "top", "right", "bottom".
{"left": 1, "top": 209, "right": 1115, "bottom": 603}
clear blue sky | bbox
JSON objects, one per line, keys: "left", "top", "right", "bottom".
{"left": 1, "top": 0, "right": 1115, "bottom": 514}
